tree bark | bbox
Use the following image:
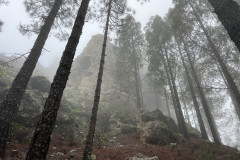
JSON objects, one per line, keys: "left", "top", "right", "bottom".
{"left": 183, "top": 42, "right": 221, "bottom": 144}
{"left": 177, "top": 39, "right": 208, "bottom": 139}
{"left": 25, "top": 0, "right": 90, "bottom": 159}
{"left": 0, "top": 0, "right": 63, "bottom": 158}
{"left": 163, "top": 46, "right": 190, "bottom": 139}
{"left": 190, "top": 0, "right": 240, "bottom": 121}
{"left": 207, "top": 0, "right": 240, "bottom": 51}
{"left": 82, "top": 0, "right": 112, "bottom": 159}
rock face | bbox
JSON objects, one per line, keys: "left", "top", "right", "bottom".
{"left": 68, "top": 34, "right": 115, "bottom": 102}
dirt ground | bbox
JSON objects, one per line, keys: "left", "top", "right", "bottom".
{"left": 3, "top": 132, "right": 240, "bottom": 160}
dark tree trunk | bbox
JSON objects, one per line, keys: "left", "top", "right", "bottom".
{"left": 25, "top": 0, "right": 90, "bottom": 159}
{"left": 0, "top": 0, "right": 63, "bottom": 158}
{"left": 183, "top": 42, "right": 221, "bottom": 144}
{"left": 190, "top": 1, "right": 240, "bottom": 121}
{"left": 82, "top": 0, "right": 112, "bottom": 159}
{"left": 177, "top": 40, "right": 208, "bottom": 139}
{"left": 207, "top": 0, "right": 240, "bottom": 51}
{"left": 163, "top": 87, "right": 171, "bottom": 117}
{"left": 163, "top": 47, "right": 190, "bottom": 139}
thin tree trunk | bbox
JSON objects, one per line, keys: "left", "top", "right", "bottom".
{"left": 161, "top": 52, "right": 181, "bottom": 127}
{"left": 131, "top": 36, "right": 143, "bottom": 110}
{"left": 177, "top": 39, "right": 208, "bottom": 139}
{"left": 82, "top": 0, "right": 112, "bottom": 159}
{"left": 25, "top": 1, "right": 90, "bottom": 159}
{"left": 190, "top": 0, "right": 240, "bottom": 121}
{"left": 133, "top": 59, "right": 142, "bottom": 109}
{"left": 0, "top": 0, "right": 63, "bottom": 158}
{"left": 163, "top": 46, "right": 190, "bottom": 139}
{"left": 137, "top": 67, "right": 144, "bottom": 109}
{"left": 183, "top": 42, "right": 221, "bottom": 144}
{"left": 153, "top": 88, "right": 160, "bottom": 110}
{"left": 164, "top": 87, "right": 171, "bottom": 117}
{"left": 207, "top": 0, "right": 240, "bottom": 51}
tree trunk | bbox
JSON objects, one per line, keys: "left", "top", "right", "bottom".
{"left": 153, "top": 88, "right": 160, "bottom": 110}
{"left": 161, "top": 52, "right": 181, "bottom": 127}
{"left": 163, "top": 46, "right": 190, "bottom": 139}
{"left": 25, "top": 1, "right": 90, "bottom": 159}
{"left": 133, "top": 59, "right": 143, "bottom": 109}
{"left": 177, "top": 39, "right": 208, "bottom": 139}
{"left": 207, "top": 0, "right": 240, "bottom": 51}
{"left": 183, "top": 42, "right": 221, "bottom": 144}
{"left": 82, "top": 0, "right": 112, "bottom": 159}
{"left": 190, "top": 0, "right": 240, "bottom": 121}
{"left": 163, "top": 87, "right": 171, "bottom": 117}
{"left": 0, "top": 0, "right": 63, "bottom": 158}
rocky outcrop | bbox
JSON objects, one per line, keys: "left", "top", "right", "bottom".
{"left": 138, "top": 110, "right": 202, "bottom": 145}
{"left": 141, "top": 109, "right": 177, "bottom": 131}
{"left": 68, "top": 34, "right": 116, "bottom": 102}
{"left": 138, "top": 120, "right": 177, "bottom": 145}
{"left": 138, "top": 110, "right": 177, "bottom": 145}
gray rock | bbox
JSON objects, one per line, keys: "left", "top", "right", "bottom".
{"left": 56, "top": 152, "right": 64, "bottom": 156}
{"left": 126, "top": 153, "right": 159, "bottom": 160}
{"left": 138, "top": 121, "right": 177, "bottom": 145}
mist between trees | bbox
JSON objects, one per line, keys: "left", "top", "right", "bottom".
{"left": 0, "top": 0, "right": 240, "bottom": 159}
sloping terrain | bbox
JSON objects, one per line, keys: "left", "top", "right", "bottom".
{"left": 4, "top": 132, "right": 240, "bottom": 160}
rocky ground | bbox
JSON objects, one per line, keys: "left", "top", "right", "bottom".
{"left": 4, "top": 132, "right": 240, "bottom": 160}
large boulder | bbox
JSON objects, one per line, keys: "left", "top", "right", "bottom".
{"left": 141, "top": 109, "right": 178, "bottom": 131}
{"left": 138, "top": 110, "right": 178, "bottom": 145}
{"left": 138, "top": 120, "right": 177, "bottom": 145}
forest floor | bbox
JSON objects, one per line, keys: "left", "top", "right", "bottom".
{"left": 4, "top": 131, "right": 240, "bottom": 160}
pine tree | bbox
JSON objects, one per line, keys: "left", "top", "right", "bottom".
{"left": 207, "top": 0, "right": 240, "bottom": 51}
{"left": 25, "top": 0, "right": 90, "bottom": 159}
{"left": 0, "top": 0, "right": 63, "bottom": 158}
{"left": 114, "top": 15, "right": 144, "bottom": 110}
{"left": 176, "top": 37, "right": 208, "bottom": 139}
{"left": 183, "top": 42, "right": 221, "bottom": 144}
{"left": 83, "top": 0, "right": 128, "bottom": 159}
{"left": 19, "top": 0, "right": 79, "bottom": 40}
{"left": 145, "top": 15, "right": 189, "bottom": 139}
{"left": 189, "top": 0, "right": 240, "bottom": 121}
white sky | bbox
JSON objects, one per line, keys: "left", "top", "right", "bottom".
{"left": 0, "top": 0, "right": 173, "bottom": 67}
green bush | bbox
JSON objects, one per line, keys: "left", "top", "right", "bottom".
{"left": 94, "top": 130, "right": 108, "bottom": 149}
